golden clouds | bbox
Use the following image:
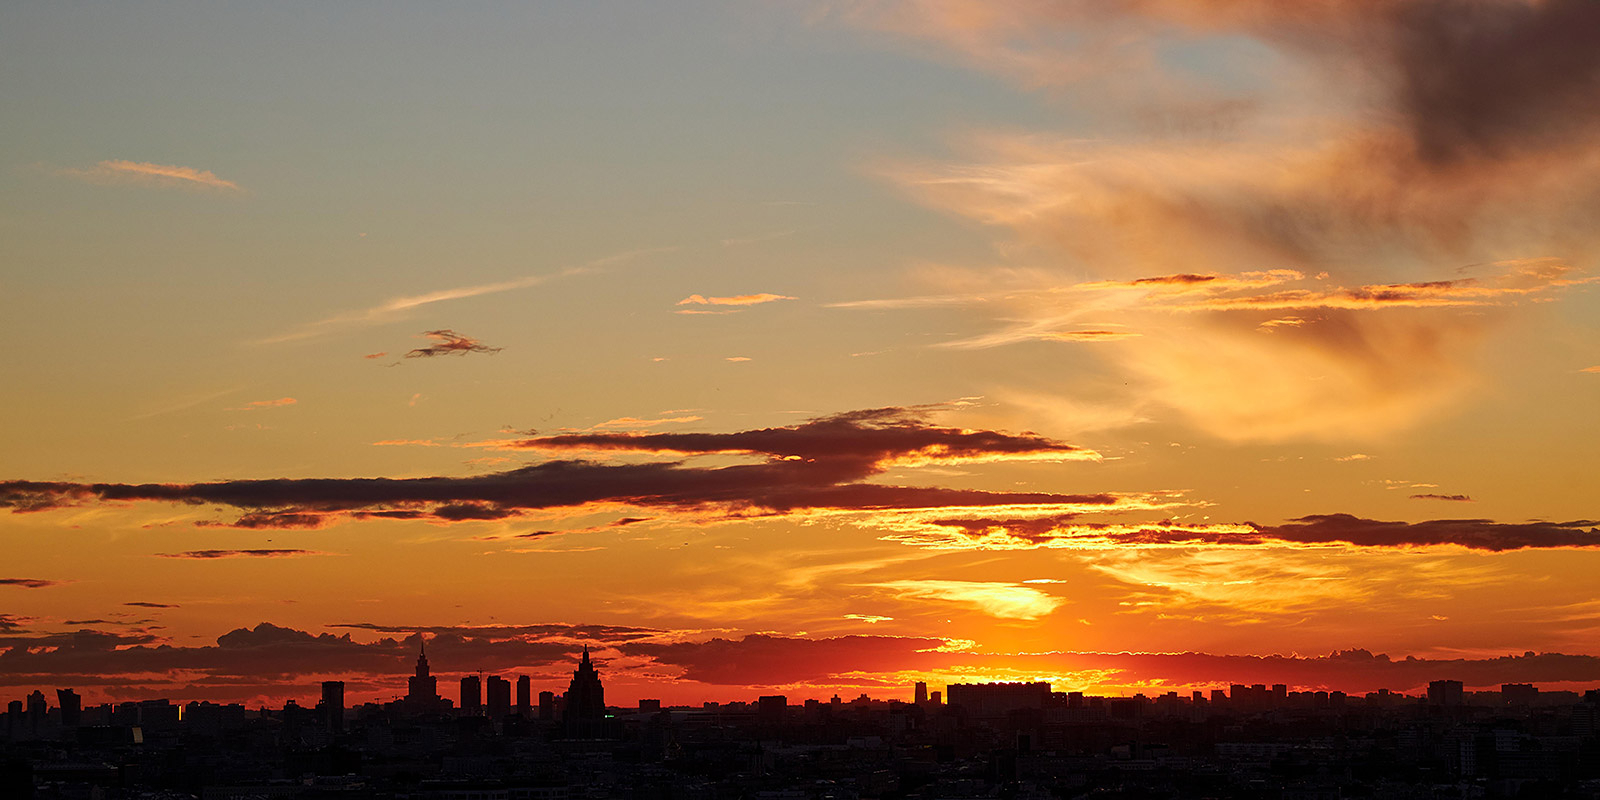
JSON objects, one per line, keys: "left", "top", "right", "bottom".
{"left": 864, "top": 579, "right": 1064, "bottom": 620}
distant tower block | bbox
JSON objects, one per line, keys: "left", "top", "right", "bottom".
{"left": 486, "top": 675, "right": 511, "bottom": 718}
{"left": 516, "top": 675, "right": 531, "bottom": 717}
{"left": 914, "top": 681, "right": 929, "bottom": 705}
{"left": 460, "top": 675, "right": 483, "bottom": 716}
{"left": 321, "top": 681, "right": 344, "bottom": 734}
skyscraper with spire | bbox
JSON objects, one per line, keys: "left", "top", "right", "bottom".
{"left": 405, "top": 639, "right": 441, "bottom": 712}
{"left": 563, "top": 646, "right": 606, "bottom": 737}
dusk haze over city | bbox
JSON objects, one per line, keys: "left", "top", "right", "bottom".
{"left": 4, "top": 2, "right": 1600, "bottom": 796}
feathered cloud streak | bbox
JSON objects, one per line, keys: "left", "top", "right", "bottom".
{"left": 59, "top": 160, "right": 241, "bottom": 191}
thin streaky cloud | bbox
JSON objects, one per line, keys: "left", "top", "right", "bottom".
{"left": 157, "top": 549, "right": 327, "bottom": 560}
{"left": 677, "top": 293, "right": 795, "bottom": 307}
{"left": 59, "top": 160, "right": 241, "bottom": 191}
{"left": 228, "top": 397, "right": 297, "bottom": 411}
{"left": 260, "top": 246, "right": 674, "bottom": 344}
{"left": 0, "top": 578, "right": 63, "bottom": 589}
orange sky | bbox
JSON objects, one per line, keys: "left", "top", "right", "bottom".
{"left": 2, "top": 0, "right": 1598, "bottom": 709}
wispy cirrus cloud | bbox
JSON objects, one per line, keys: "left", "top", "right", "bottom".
{"left": 229, "top": 397, "right": 297, "bottom": 411}
{"left": 261, "top": 247, "right": 672, "bottom": 344}
{"left": 59, "top": 159, "right": 241, "bottom": 191}
{"left": 677, "top": 293, "right": 795, "bottom": 307}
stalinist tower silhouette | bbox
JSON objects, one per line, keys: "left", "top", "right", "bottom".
{"left": 563, "top": 645, "right": 606, "bottom": 737}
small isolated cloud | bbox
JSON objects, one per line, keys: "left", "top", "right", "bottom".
{"left": 1258, "top": 317, "right": 1308, "bottom": 332}
{"left": 230, "top": 397, "right": 296, "bottom": 411}
{"left": 1334, "top": 454, "right": 1373, "bottom": 462}
{"left": 363, "top": 352, "right": 388, "bottom": 360}
{"left": 124, "top": 601, "right": 178, "bottom": 609}
{"left": 1042, "top": 330, "right": 1141, "bottom": 342}
{"left": 404, "top": 330, "right": 502, "bottom": 359}
{"left": 1411, "top": 493, "right": 1474, "bottom": 502}
{"left": 59, "top": 160, "right": 241, "bottom": 191}
{"left": 0, "top": 578, "right": 62, "bottom": 589}
{"left": 371, "top": 439, "right": 442, "bottom": 447}
{"left": 1582, "top": 366, "right": 1600, "bottom": 374}
{"left": 588, "top": 416, "right": 703, "bottom": 431}
{"left": 677, "top": 293, "right": 794, "bottom": 307}
{"left": 157, "top": 549, "right": 325, "bottom": 560}
{"left": 843, "top": 614, "right": 894, "bottom": 623}
{"left": 725, "top": 356, "right": 753, "bottom": 362}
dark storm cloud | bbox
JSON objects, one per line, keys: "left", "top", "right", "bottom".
{"left": 0, "top": 408, "right": 1118, "bottom": 530}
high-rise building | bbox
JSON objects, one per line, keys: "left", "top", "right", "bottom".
{"left": 55, "top": 689, "right": 81, "bottom": 728}
{"left": 406, "top": 640, "right": 441, "bottom": 711}
{"left": 486, "top": 675, "right": 511, "bottom": 718}
{"left": 914, "top": 681, "right": 929, "bottom": 705}
{"left": 946, "top": 682, "right": 1050, "bottom": 721}
{"left": 516, "top": 675, "right": 531, "bottom": 717}
{"left": 563, "top": 646, "right": 606, "bottom": 737}
{"left": 539, "top": 690, "right": 555, "bottom": 720}
{"left": 461, "top": 675, "right": 483, "bottom": 716}
{"left": 757, "top": 695, "right": 788, "bottom": 723}
{"left": 1428, "top": 679, "right": 1464, "bottom": 707}
{"left": 321, "top": 681, "right": 344, "bottom": 734}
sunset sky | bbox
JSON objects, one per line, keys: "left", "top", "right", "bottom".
{"left": 3, "top": 1, "right": 1599, "bottom": 708}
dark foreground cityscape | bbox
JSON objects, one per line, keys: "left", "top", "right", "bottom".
{"left": 6, "top": 646, "right": 1600, "bottom": 800}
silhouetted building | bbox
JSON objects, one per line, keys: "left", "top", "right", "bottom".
{"left": 914, "top": 682, "right": 929, "bottom": 705}
{"left": 406, "top": 641, "right": 442, "bottom": 711}
{"left": 758, "top": 695, "right": 788, "bottom": 723}
{"left": 1429, "top": 679, "right": 1464, "bottom": 707}
{"left": 516, "top": 674, "right": 531, "bottom": 717}
{"left": 539, "top": 690, "right": 555, "bottom": 720}
{"left": 947, "top": 682, "right": 1050, "bottom": 721}
{"left": 639, "top": 699, "right": 662, "bottom": 712}
{"left": 563, "top": 646, "right": 606, "bottom": 737}
{"left": 55, "top": 689, "right": 80, "bottom": 728}
{"left": 460, "top": 675, "right": 482, "bottom": 716}
{"left": 321, "top": 680, "right": 344, "bottom": 734}
{"left": 486, "top": 675, "right": 511, "bottom": 718}
{"left": 1502, "top": 682, "right": 1538, "bottom": 705}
